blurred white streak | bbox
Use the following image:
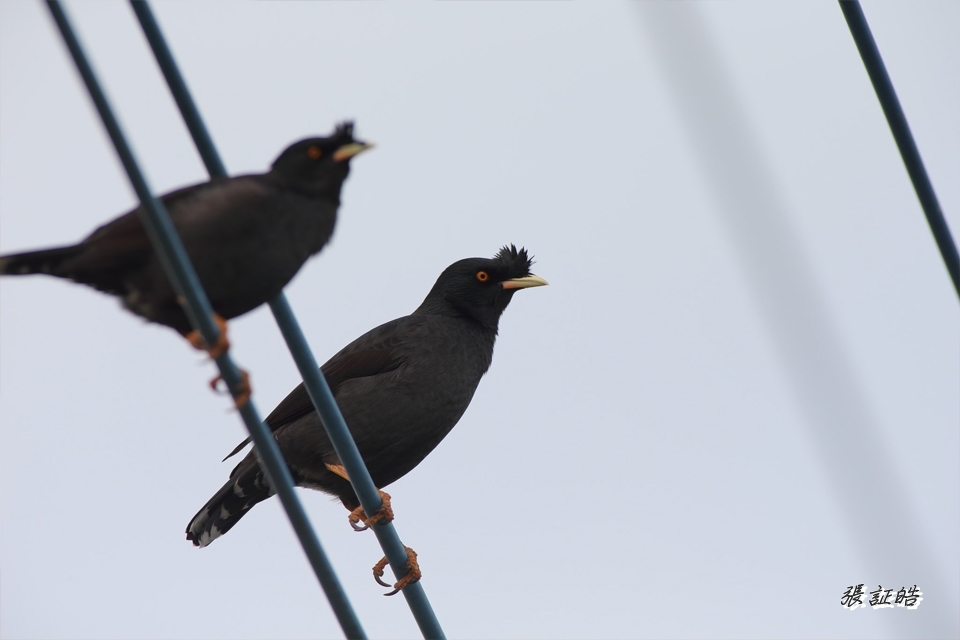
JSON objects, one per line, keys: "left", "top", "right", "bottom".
{"left": 636, "top": 3, "right": 951, "bottom": 637}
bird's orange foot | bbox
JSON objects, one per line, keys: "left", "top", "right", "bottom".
{"left": 348, "top": 490, "right": 393, "bottom": 532}
{"left": 373, "top": 546, "right": 420, "bottom": 596}
{"left": 185, "top": 313, "right": 231, "bottom": 360}
{"left": 209, "top": 369, "right": 252, "bottom": 408}
{"left": 324, "top": 464, "right": 395, "bottom": 532}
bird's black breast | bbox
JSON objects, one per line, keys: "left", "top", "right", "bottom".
{"left": 280, "top": 314, "right": 496, "bottom": 491}
{"left": 175, "top": 179, "right": 337, "bottom": 317}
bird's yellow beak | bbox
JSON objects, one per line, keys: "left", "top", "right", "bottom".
{"left": 332, "top": 142, "right": 375, "bottom": 162}
{"left": 501, "top": 274, "right": 549, "bottom": 290}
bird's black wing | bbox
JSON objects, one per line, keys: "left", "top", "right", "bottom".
{"left": 56, "top": 179, "right": 241, "bottom": 293}
{"left": 163, "top": 176, "right": 280, "bottom": 243}
{"left": 222, "top": 316, "right": 413, "bottom": 461}
{"left": 54, "top": 211, "right": 156, "bottom": 294}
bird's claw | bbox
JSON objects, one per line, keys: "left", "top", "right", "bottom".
{"left": 373, "top": 560, "right": 393, "bottom": 588}
{"left": 185, "top": 314, "right": 231, "bottom": 360}
{"left": 209, "top": 369, "right": 252, "bottom": 409}
{"left": 349, "top": 490, "right": 393, "bottom": 531}
{"left": 373, "top": 546, "right": 420, "bottom": 596}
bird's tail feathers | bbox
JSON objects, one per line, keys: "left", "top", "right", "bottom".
{"left": 0, "top": 245, "right": 82, "bottom": 277}
{"left": 186, "top": 460, "right": 274, "bottom": 548}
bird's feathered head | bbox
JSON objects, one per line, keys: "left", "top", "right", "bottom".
{"left": 415, "top": 245, "right": 547, "bottom": 331}
{"left": 269, "top": 121, "right": 373, "bottom": 194}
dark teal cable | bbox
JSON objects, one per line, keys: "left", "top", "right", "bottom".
{"left": 128, "top": 1, "right": 445, "bottom": 637}
{"left": 45, "top": 2, "right": 366, "bottom": 638}
{"left": 839, "top": 0, "right": 960, "bottom": 299}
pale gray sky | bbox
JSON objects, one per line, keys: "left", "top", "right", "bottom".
{"left": 1, "top": 2, "right": 957, "bottom": 639}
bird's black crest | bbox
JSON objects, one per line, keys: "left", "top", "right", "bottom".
{"left": 333, "top": 121, "right": 356, "bottom": 142}
{"left": 494, "top": 244, "right": 534, "bottom": 277}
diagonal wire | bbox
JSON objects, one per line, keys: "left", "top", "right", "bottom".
{"left": 839, "top": 0, "right": 960, "bottom": 299}
{"left": 43, "top": 2, "right": 366, "bottom": 638}
{"left": 128, "top": 2, "right": 446, "bottom": 638}
{"left": 635, "top": 4, "right": 953, "bottom": 637}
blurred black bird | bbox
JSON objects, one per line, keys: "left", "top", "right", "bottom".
{"left": 187, "top": 245, "right": 547, "bottom": 592}
{"left": 0, "top": 122, "right": 372, "bottom": 361}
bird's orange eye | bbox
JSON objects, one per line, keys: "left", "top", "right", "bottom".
{"left": 476, "top": 270, "right": 489, "bottom": 282}
{"left": 307, "top": 146, "right": 322, "bottom": 160}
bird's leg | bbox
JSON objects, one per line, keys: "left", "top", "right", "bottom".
{"left": 349, "top": 491, "right": 393, "bottom": 531}
{"left": 208, "top": 369, "right": 252, "bottom": 409}
{"left": 373, "top": 546, "right": 421, "bottom": 596}
{"left": 325, "top": 463, "right": 351, "bottom": 481}
{"left": 185, "top": 313, "right": 231, "bottom": 360}
{"left": 325, "top": 463, "right": 395, "bottom": 531}
{"left": 185, "top": 312, "right": 249, "bottom": 408}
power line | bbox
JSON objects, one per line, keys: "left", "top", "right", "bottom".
{"left": 127, "top": 3, "right": 445, "bottom": 636}
{"left": 839, "top": 0, "right": 960, "bottom": 299}
{"left": 45, "top": 2, "right": 366, "bottom": 637}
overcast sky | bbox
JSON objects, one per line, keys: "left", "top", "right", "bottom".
{"left": 1, "top": 2, "right": 957, "bottom": 639}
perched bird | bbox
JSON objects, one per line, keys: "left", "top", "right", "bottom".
{"left": 0, "top": 122, "right": 372, "bottom": 361}
{"left": 187, "top": 245, "right": 547, "bottom": 592}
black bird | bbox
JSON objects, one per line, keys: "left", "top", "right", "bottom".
{"left": 0, "top": 122, "right": 372, "bottom": 361}
{"left": 187, "top": 245, "right": 547, "bottom": 591}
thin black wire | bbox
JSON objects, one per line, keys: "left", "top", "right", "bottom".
{"left": 128, "top": 2, "right": 446, "bottom": 638}
{"left": 637, "top": 4, "right": 951, "bottom": 636}
{"left": 44, "top": 3, "right": 366, "bottom": 638}
{"left": 839, "top": 0, "right": 960, "bottom": 299}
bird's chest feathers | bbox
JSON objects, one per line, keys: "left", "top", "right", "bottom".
{"left": 168, "top": 193, "right": 335, "bottom": 312}
{"left": 344, "top": 328, "right": 493, "bottom": 452}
